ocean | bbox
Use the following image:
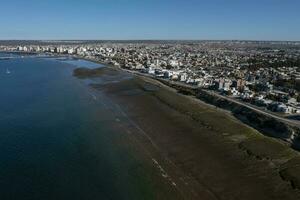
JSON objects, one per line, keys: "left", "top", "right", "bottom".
{"left": 0, "top": 53, "right": 165, "bottom": 200}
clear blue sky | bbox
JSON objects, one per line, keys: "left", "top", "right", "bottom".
{"left": 0, "top": 0, "right": 299, "bottom": 41}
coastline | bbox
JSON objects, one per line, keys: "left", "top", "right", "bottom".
{"left": 4, "top": 51, "right": 300, "bottom": 198}
{"left": 4, "top": 50, "right": 300, "bottom": 153}
{"left": 43, "top": 52, "right": 300, "bottom": 197}
{"left": 70, "top": 54, "right": 300, "bottom": 148}
{"left": 74, "top": 65, "right": 300, "bottom": 199}
{"left": 89, "top": 56, "right": 300, "bottom": 145}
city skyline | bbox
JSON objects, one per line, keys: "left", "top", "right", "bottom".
{"left": 1, "top": 0, "right": 300, "bottom": 41}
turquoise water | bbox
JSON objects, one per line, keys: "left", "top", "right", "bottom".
{"left": 0, "top": 55, "right": 157, "bottom": 200}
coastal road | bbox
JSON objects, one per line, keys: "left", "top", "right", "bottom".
{"left": 203, "top": 89, "right": 300, "bottom": 128}
{"left": 127, "top": 69, "right": 300, "bottom": 128}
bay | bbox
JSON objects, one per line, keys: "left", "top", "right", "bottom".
{"left": 0, "top": 54, "right": 163, "bottom": 200}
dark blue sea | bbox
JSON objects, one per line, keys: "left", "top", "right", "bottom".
{"left": 0, "top": 53, "right": 160, "bottom": 200}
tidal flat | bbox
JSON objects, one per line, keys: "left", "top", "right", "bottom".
{"left": 75, "top": 66, "right": 300, "bottom": 200}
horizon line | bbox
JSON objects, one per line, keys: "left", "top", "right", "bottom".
{"left": 0, "top": 39, "right": 300, "bottom": 43}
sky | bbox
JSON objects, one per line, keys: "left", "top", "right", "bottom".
{"left": 0, "top": 0, "right": 299, "bottom": 41}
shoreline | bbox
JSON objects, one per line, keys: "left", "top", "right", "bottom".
{"left": 82, "top": 67, "right": 300, "bottom": 199}
{"left": 4, "top": 51, "right": 300, "bottom": 198}
{"left": 3, "top": 50, "right": 300, "bottom": 148}
{"left": 69, "top": 54, "right": 300, "bottom": 150}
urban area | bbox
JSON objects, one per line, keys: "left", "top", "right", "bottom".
{"left": 1, "top": 41, "right": 300, "bottom": 115}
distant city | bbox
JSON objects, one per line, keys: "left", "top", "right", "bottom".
{"left": 2, "top": 40, "right": 300, "bottom": 117}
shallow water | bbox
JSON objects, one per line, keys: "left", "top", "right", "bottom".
{"left": 0, "top": 55, "right": 169, "bottom": 200}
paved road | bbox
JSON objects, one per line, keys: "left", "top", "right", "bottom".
{"left": 203, "top": 89, "right": 300, "bottom": 128}
{"left": 121, "top": 69, "right": 300, "bottom": 129}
